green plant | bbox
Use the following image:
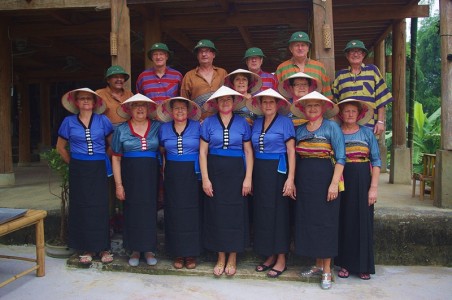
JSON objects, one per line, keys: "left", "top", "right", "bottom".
{"left": 42, "top": 148, "right": 69, "bottom": 244}
{"left": 385, "top": 101, "right": 441, "bottom": 173}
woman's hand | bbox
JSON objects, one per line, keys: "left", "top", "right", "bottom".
{"left": 203, "top": 178, "right": 214, "bottom": 197}
{"left": 327, "top": 182, "right": 339, "bottom": 201}
{"left": 283, "top": 179, "right": 296, "bottom": 200}
{"left": 116, "top": 184, "right": 125, "bottom": 201}
{"left": 368, "top": 186, "right": 378, "bottom": 206}
{"left": 242, "top": 177, "right": 252, "bottom": 196}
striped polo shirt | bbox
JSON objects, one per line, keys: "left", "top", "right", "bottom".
{"left": 275, "top": 58, "right": 332, "bottom": 99}
{"left": 256, "top": 70, "right": 278, "bottom": 92}
{"left": 333, "top": 64, "right": 393, "bottom": 127}
{"left": 136, "top": 67, "right": 183, "bottom": 103}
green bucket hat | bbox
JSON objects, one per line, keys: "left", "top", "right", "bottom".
{"left": 344, "top": 40, "right": 368, "bottom": 54}
{"left": 105, "top": 65, "right": 130, "bottom": 81}
{"left": 243, "top": 47, "right": 265, "bottom": 60}
{"left": 193, "top": 39, "right": 218, "bottom": 53}
{"left": 288, "top": 31, "right": 311, "bottom": 44}
{"left": 147, "top": 42, "right": 172, "bottom": 59}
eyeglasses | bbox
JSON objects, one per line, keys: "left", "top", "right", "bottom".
{"left": 348, "top": 49, "right": 365, "bottom": 54}
{"left": 198, "top": 49, "right": 212, "bottom": 54}
{"left": 292, "top": 83, "right": 309, "bottom": 88}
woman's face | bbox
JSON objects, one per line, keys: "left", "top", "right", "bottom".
{"left": 75, "top": 91, "right": 95, "bottom": 111}
{"left": 340, "top": 103, "right": 359, "bottom": 125}
{"left": 290, "top": 78, "right": 310, "bottom": 98}
{"left": 233, "top": 74, "right": 249, "bottom": 94}
{"left": 260, "top": 96, "right": 277, "bottom": 117}
{"left": 130, "top": 101, "right": 148, "bottom": 121}
{"left": 217, "top": 96, "right": 234, "bottom": 114}
{"left": 303, "top": 99, "right": 324, "bottom": 120}
{"left": 171, "top": 100, "right": 188, "bottom": 123}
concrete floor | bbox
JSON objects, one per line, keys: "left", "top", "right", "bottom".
{"left": 0, "top": 244, "right": 451, "bottom": 300}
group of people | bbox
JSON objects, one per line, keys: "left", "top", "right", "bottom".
{"left": 56, "top": 31, "right": 393, "bottom": 290}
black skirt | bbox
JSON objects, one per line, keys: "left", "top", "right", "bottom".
{"left": 336, "top": 162, "right": 375, "bottom": 274}
{"left": 121, "top": 157, "right": 159, "bottom": 252}
{"left": 164, "top": 160, "right": 202, "bottom": 257}
{"left": 68, "top": 158, "right": 110, "bottom": 252}
{"left": 294, "top": 157, "right": 340, "bottom": 258}
{"left": 253, "top": 159, "right": 290, "bottom": 256}
{"left": 203, "top": 154, "right": 249, "bottom": 252}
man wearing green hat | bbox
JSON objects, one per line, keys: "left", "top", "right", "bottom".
{"left": 333, "top": 40, "right": 393, "bottom": 135}
{"left": 136, "top": 42, "right": 183, "bottom": 104}
{"left": 181, "top": 39, "right": 227, "bottom": 120}
{"left": 244, "top": 47, "right": 277, "bottom": 92}
{"left": 96, "top": 65, "right": 134, "bottom": 126}
{"left": 275, "top": 31, "right": 332, "bottom": 99}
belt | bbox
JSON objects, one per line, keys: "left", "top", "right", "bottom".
{"left": 71, "top": 153, "right": 112, "bottom": 177}
{"left": 166, "top": 153, "right": 200, "bottom": 176}
{"left": 209, "top": 148, "right": 246, "bottom": 168}
{"left": 255, "top": 152, "right": 287, "bottom": 174}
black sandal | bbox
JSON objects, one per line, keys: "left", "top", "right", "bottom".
{"left": 267, "top": 266, "right": 287, "bottom": 278}
{"left": 255, "top": 262, "right": 275, "bottom": 272}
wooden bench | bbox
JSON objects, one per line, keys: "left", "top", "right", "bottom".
{"left": 0, "top": 209, "right": 47, "bottom": 288}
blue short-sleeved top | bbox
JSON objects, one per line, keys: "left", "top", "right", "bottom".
{"left": 295, "top": 119, "right": 346, "bottom": 165}
{"left": 111, "top": 119, "right": 161, "bottom": 155}
{"left": 58, "top": 114, "right": 113, "bottom": 155}
{"left": 201, "top": 114, "right": 251, "bottom": 150}
{"left": 344, "top": 125, "right": 381, "bottom": 167}
{"left": 159, "top": 120, "right": 201, "bottom": 155}
{"left": 251, "top": 114, "right": 295, "bottom": 153}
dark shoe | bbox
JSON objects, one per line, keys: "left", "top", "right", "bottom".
{"left": 359, "top": 273, "right": 371, "bottom": 280}
{"left": 267, "top": 266, "right": 287, "bottom": 278}
{"left": 255, "top": 262, "right": 275, "bottom": 272}
{"left": 338, "top": 268, "right": 349, "bottom": 278}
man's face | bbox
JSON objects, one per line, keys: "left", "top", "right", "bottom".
{"left": 246, "top": 56, "right": 263, "bottom": 72}
{"left": 107, "top": 74, "right": 126, "bottom": 89}
{"left": 289, "top": 42, "right": 310, "bottom": 59}
{"left": 197, "top": 47, "right": 215, "bottom": 65}
{"left": 345, "top": 48, "right": 365, "bottom": 65}
{"left": 151, "top": 50, "right": 169, "bottom": 67}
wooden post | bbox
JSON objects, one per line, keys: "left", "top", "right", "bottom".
{"left": 0, "top": 18, "right": 14, "bottom": 186}
{"left": 389, "top": 19, "right": 411, "bottom": 184}
{"left": 110, "top": 0, "right": 131, "bottom": 90}
{"left": 374, "top": 39, "right": 388, "bottom": 173}
{"left": 144, "top": 8, "right": 161, "bottom": 70}
{"left": 312, "top": 0, "right": 335, "bottom": 81}
{"left": 434, "top": 0, "right": 452, "bottom": 207}
{"left": 40, "top": 82, "right": 51, "bottom": 150}
{"left": 36, "top": 217, "right": 45, "bottom": 277}
{"left": 17, "top": 76, "right": 31, "bottom": 166}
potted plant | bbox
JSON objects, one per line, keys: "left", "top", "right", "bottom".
{"left": 42, "top": 148, "right": 74, "bottom": 258}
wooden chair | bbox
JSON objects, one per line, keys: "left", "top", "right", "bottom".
{"left": 412, "top": 153, "right": 436, "bottom": 200}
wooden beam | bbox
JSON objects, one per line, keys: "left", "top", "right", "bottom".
{"left": 0, "top": 0, "right": 110, "bottom": 10}
{"left": 10, "top": 21, "right": 110, "bottom": 39}
{"left": 161, "top": 11, "right": 308, "bottom": 29}
{"left": 111, "top": 0, "right": 131, "bottom": 90}
{"left": 440, "top": 0, "right": 452, "bottom": 150}
{"left": 312, "top": 0, "right": 335, "bottom": 81}
{"left": 392, "top": 19, "right": 407, "bottom": 148}
{"left": 165, "top": 29, "right": 194, "bottom": 53}
{"left": 17, "top": 76, "right": 31, "bottom": 166}
{"left": 0, "top": 18, "right": 14, "bottom": 177}
{"left": 334, "top": 5, "right": 429, "bottom": 23}
{"left": 238, "top": 26, "right": 253, "bottom": 49}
